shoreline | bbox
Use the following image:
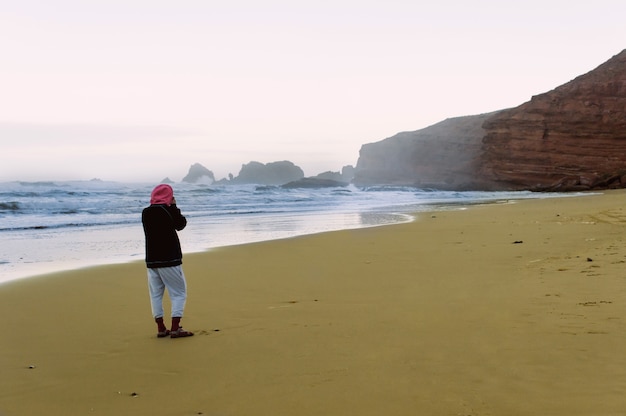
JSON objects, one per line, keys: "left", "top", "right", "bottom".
{"left": 0, "top": 193, "right": 575, "bottom": 286}
{"left": 2, "top": 189, "right": 626, "bottom": 415}
{"left": 1, "top": 180, "right": 580, "bottom": 285}
{"left": 0, "top": 210, "right": 417, "bottom": 286}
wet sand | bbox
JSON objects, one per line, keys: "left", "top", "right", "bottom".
{"left": 2, "top": 190, "right": 626, "bottom": 415}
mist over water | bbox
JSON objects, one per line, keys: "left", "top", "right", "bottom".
{"left": 0, "top": 180, "right": 569, "bottom": 283}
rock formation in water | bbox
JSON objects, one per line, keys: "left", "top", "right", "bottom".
{"left": 354, "top": 50, "right": 626, "bottom": 191}
{"left": 281, "top": 165, "right": 355, "bottom": 188}
{"left": 228, "top": 161, "right": 304, "bottom": 185}
{"left": 312, "top": 165, "right": 355, "bottom": 183}
{"left": 182, "top": 163, "right": 215, "bottom": 184}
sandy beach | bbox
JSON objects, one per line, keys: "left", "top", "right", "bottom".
{"left": 2, "top": 190, "right": 626, "bottom": 415}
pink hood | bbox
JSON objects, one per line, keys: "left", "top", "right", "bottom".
{"left": 150, "top": 184, "right": 174, "bottom": 205}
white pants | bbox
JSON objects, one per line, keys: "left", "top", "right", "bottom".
{"left": 147, "top": 265, "right": 188, "bottom": 319}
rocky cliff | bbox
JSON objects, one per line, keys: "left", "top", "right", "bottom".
{"left": 354, "top": 113, "right": 497, "bottom": 189}
{"left": 354, "top": 50, "right": 626, "bottom": 191}
{"left": 480, "top": 50, "right": 626, "bottom": 191}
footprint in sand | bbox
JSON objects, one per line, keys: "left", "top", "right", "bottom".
{"left": 195, "top": 329, "right": 220, "bottom": 336}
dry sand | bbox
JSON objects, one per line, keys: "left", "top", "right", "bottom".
{"left": 2, "top": 190, "right": 626, "bottom": 415}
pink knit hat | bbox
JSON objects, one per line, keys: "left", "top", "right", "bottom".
{"left": 150, "top": 184, "right": 174, "bottom": 205}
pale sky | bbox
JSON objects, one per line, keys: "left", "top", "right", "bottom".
{"left": 1, "top": 0, "right": 624, "bottom": 182}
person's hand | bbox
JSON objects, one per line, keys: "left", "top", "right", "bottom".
{"left": 171, "top": 197, "right": 177, "bottom": 205}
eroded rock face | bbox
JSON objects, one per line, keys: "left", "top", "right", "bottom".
{"left": 480, "top": 50, "right": 626, "bottom": 191}
{"left": 354, "top": 50, "right": 626, "bottom": 191}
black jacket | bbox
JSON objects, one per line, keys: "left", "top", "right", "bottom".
{"left": 142, "top": 204, "right": 187, "bottom": 268}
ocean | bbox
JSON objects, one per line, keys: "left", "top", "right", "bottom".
{"left": 0, "top": 180, "right": 568, "bottom": 284}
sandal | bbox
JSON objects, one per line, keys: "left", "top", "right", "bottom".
{"left": 157, "top": 329, "right": 171, "bottom": 338}
{"left": 170, "top": 327, "right": 194, "bottom": 338}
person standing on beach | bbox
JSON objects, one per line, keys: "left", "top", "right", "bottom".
{"left": 142, "top": 184, "right": 194, "bottom": 339}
